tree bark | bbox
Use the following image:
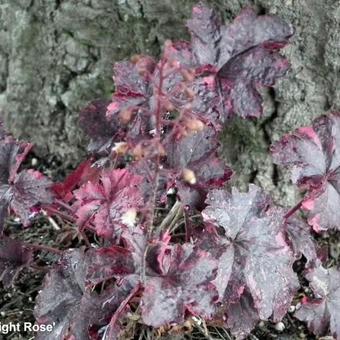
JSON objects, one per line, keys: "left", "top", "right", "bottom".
{"left": 0, "top": 0, "right": 339, "bottom": 204}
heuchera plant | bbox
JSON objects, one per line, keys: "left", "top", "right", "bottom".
{"left": 0, "top": 3, "right": 339, "bottom": 340}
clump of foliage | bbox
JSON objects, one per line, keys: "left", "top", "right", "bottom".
{"left": 0, "top": 2, "right": 339, "bottom": 340}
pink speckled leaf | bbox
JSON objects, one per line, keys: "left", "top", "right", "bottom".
{"left": 74, "top": 169, "right": 144, "bottom": 239}
{"left": 272, "top": 113, "right": 340, "bottom": 231}
{"left": 295, "top": 265, "right": 340, "bottom": 339}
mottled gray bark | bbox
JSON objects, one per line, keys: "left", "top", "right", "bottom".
{"left": 0, "top": 0, "right": 339, "bottom": 205}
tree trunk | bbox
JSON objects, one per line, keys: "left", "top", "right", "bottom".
{"left": 0, "top": 0, "right": 339, "bottom": 204}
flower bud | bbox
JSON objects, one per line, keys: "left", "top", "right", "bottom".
{"left": 183, "top": 168, "right": 197, "bottom": 185}
{"left": 185, "top": 118, "right": 204, "bottom": 132}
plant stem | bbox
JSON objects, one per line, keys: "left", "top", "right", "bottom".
{"left": 26, "top": 243, "right": 63, "bottom": 255}
{"left": 157, "top": 200, "right": 183, "bottom": 234}
{"left": 45, "top": 206, "right": 76, "bottom": 223}
{"left": 55, "top": 199, "right": 73, "bottom": 212}
{"left": 105, "top": 283, "right": 140, "bottom": 340}
{"left": 284, "top": 199, "right": 304, "bottom": 220}
{"left": 29, "top": 263, "right": 50, "bottom": 273}
{"left": 41, "top": 210, "right": 60, "bottom": 230}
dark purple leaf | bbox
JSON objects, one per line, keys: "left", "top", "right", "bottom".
{"left": 79, "top": 229, "right": 221, "bottom": 329}
{"left": 0, "top": 139, "right": 32, "bottom": 185}
{"left": 0, "top": 236, "right": 32, "bottom": 287}
{"left": 85, "top": 246, "right": 135, "bottom": 286}
{"left": 0, "top": 135, "right": 51, "bottom": 228}
{"left": 202, "top": 185, "right": 298, "bottom": 324}
{"left": 186, "top": 4, "right": 222, "bottom": 68}
{"left": 197, "top": 230, "right": 234, "bottom": 301}
{"left": 225, "top": 290, "right": 259, "bottom": 340}
{"left": 0, "top": 169, "right": 53, "bottom": 228}
{"left": 187, "top": 3, "right": 293, "bottom": 69}
{"left": 295, "top": 265, "right": 340, "bottom": 339}
{"left": 141, "top": 243, "right": 218, "bottom": 327}
{"left": 272, "top": 113, "right": 340, "bottom": 231}
{"left": 113, "top": 56, "right": 155, "bottom": 98}
{"left": 285, "top": 217, "right": 318, "bottom": 265}
{"left": 187, "top": 3, "right": 293, "bottom": 119}
{"left": 105, "top": 56, "right": 156, "bottom": 147}
{"left": 34, "top": 249, "right": 137, "bottom": 340}
{"left": 128, "top": 158, "right": 168, "bottom": 205}
{"left": 79, "top": 100, "right": 118, "bottom": 155}
{"left": 152, "top": 40, "right": 195, "bottom": 110}
{"left": 219, "top": 47, "right": 289, "bottom": 118}
{"left": 191, "top": 75, "right": 223, "bottom": 127}
{"left": 163, "top": 126, "right": 232, "bottom": 207}
{"left": 10, "top": 170, "right": 54, "bottom": 226}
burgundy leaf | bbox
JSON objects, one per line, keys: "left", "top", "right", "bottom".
{"left": 187, "top": 3, "right": 293, "bottom": 69}
{"left": 285, "top": 217, "right": 318, "bottom": 265}
{"left": 52, "top": 159, "right": 98, "bottom": 202}
{"left": 272, "top": 113, "right": 340, "bottom": 231}
{"left": 152, "top": 40, "right": 195, "bottom": 110}
{"left": 79, "top": 99, "right": 119, "bottom": 154}
{"left": 85, "top": 246, "right": 135, "bottom": 285}
{"left": 34, "top": 249, "right": 137, "bottom": 340}
{"left": 163, "top": 126, "right": 232, "bottom": 207}
{"left": 128, "top": 158, "right": 169, "bottom": 205}
{"left": 225, "top": 290, "right": 259, "bottom": 340}
{"left": 187, "top": 3, "right": 293, "bottom": 119}
{"left": 74, "top": 169, "right": 144, "bottom": 238}
{"left": 106, "top": 56, "right": 156, "bottom": 146}
{"left": 0, "top": 236, "right": 33, "bottom": 287}
{"left": 141, "top": 243, "right": 218, "bottom": 327}
{"left": 219, "top": 47, "right": 289, "bottom": 118}
{"left": 0, "top": 138, "right": 32, "bottom": 185}
{"left": 197, "top": 230, "right": 234, "bottom": 301}
{"left": 10, "top": 170, "right": 54, "bottom": 226}
{"left": 202, "top": 185, "right": 298, "bottom": 324}
{"left": 295, "top": 265, "right": 340, "bottom": 339}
